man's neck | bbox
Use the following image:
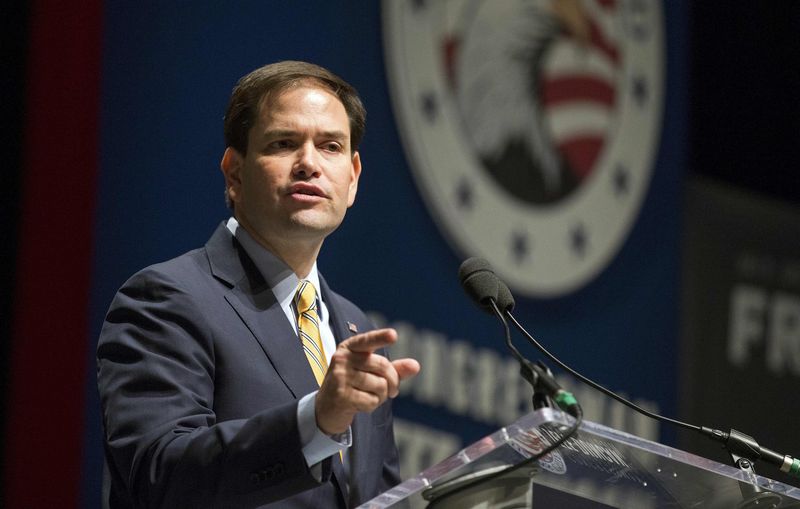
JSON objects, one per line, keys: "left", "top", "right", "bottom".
{"left": 234, "top": 214, "right": 322, "bottom": 278}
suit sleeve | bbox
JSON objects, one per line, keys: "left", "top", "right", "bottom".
{"left": 97, "top": 267, "right": 331, "bottom": 508}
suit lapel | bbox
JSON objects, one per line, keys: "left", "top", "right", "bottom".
{"left": 225, "top": 288, "right": 320, "bottom": 399}
{"left": 319, "top": 276, "right": 359, "bottom": 346}
{"left": 206, "top": 223, "right": 319, "bottom": 399}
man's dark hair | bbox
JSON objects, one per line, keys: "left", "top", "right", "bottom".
{"left": 223, "top": 60, "right": 366, "bottom": 156}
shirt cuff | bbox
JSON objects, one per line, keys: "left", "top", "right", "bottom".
{"left": 297, "top": 391, "right": 352, "bottom": 467}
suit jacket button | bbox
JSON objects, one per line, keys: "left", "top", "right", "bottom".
{"left": 249, "top": 472, "right": 260, "bottom": 484}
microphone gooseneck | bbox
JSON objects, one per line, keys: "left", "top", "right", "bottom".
{"left": 459, "top": 258, "right": 578, "bottom": 417}
{"left": 458, "top": 257, "right": 800, "bottom": 480}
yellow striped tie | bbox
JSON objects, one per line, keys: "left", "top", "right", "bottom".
{"left": 295, "top": 280, "right": 327, "bottom": 386}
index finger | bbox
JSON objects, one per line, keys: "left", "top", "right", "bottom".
{"left": 342, "top": 328, "right": 398, "bottom": 353}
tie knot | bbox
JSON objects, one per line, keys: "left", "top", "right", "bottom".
{"left": 295, "top": 280, "right": 318, "bottom": 314}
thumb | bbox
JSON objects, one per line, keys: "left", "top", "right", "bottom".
{"left": 392, "top": 358, "right": 421, "bottom": 381}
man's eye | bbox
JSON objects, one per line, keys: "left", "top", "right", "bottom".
{"left": 268, "top": 140, "right": 293, "bottom": 150}
{"left": 322, "top": 142, "right": 342, "bottom": 152}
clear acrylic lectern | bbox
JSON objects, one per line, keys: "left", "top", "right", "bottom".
{"left": 359, "top": 408, "right": 800, "bottom": 508}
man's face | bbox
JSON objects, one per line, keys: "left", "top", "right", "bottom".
{"left": 221, "top": 85, "right": 361, "bottom": 249}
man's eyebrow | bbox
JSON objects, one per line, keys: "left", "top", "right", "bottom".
{"left": 261, "top": 129, "right": 298, "bottom": 139}
{"left": 260, "top": 129, "right": 349, "bottom": 141}
{"left": 319, "top": 130, "right": 348, "bottom": 141}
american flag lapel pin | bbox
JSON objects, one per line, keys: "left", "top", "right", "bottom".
{"left": 347, "top": 321, "right": 358, "bottom": 334}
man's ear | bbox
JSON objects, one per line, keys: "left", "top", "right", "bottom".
{"left": 347, "top": 150, "right": 362, "bottom": 208}
{"left": 220, "top": 147, "right": 243, "bottom": 205}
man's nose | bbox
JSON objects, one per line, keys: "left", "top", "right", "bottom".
{"left": 292, "top": 141, "right": 321, "bottom": 178}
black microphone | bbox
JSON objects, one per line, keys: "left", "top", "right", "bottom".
{"left": 458, "top": 257, "right": 514, "bottom": 314}
{"left": 458, "top": 257, "right": 578, "bottom": 418}
{"left": 459, "top": 257, "right": 800, "bottom": 480}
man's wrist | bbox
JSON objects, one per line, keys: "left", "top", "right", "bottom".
{"left": 314, "top": 390, "right": 355, "bottom": 436}
{"left": 298, "top": 392, "right": 351, "bottom": 467}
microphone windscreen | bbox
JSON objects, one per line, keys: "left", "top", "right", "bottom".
{"left": 458, "top": 258, "right": 499, "bottom": 313}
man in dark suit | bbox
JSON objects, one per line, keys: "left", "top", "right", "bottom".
{"left": 97, "top": 61, "right": 420, "bottom": 508}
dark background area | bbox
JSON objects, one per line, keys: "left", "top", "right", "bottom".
{"left": 688, "top": 2, "right": 800, "bottom": 203}
{"left": 1, "top": 2, "right": 799, "bottom": 506}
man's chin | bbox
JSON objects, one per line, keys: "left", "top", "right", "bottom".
{"left": 287, "top": 214, "right": 342, "bottom": 239}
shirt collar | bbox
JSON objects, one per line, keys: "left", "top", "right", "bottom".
{"left": 225, "top": 217, "right": 323, "bottom": 308}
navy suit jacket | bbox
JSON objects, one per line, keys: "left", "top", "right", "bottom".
{"left": 97, "top": 224, "right": 400, "bottom": 508}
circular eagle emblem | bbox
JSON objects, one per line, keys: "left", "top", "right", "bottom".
{"left": 383, "top": 0, "right": 664, "bottom": 297}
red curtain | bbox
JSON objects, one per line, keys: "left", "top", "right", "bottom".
{"left": 4, "top": 1, "right": 103, "bottom": 507}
